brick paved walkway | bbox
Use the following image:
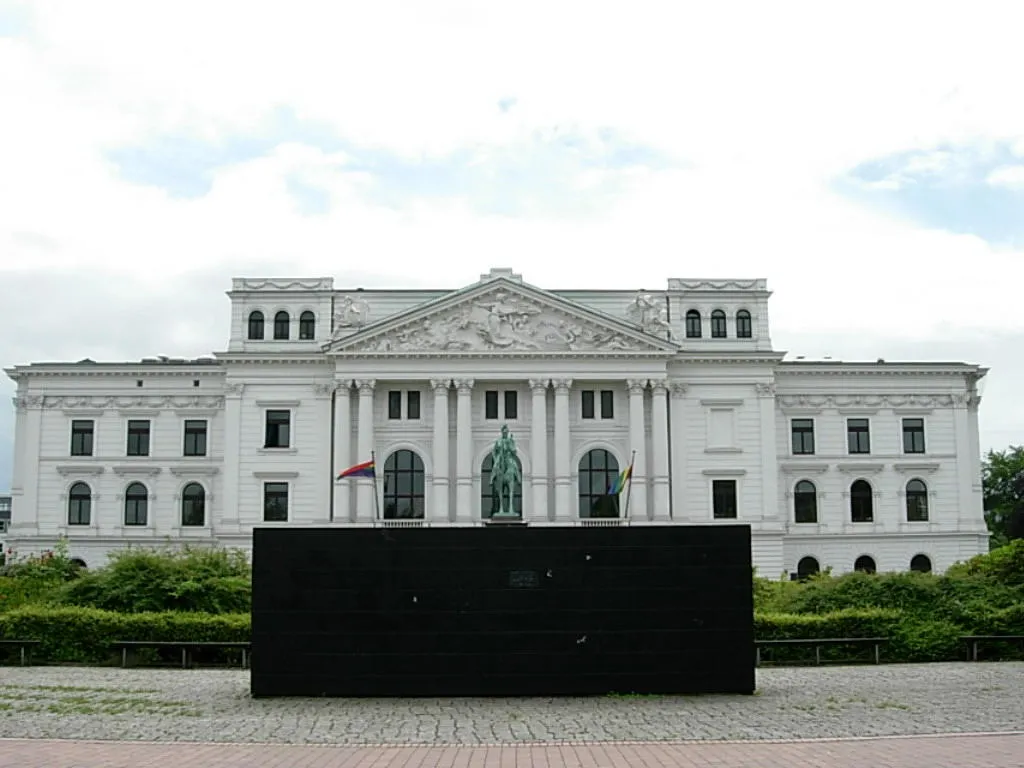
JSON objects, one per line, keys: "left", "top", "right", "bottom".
{"left": 2, "top": 733, "right": 1022, "bottom": 767}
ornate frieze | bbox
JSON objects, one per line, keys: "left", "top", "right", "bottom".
{"left": 337, "top": 287, "right": 651, "bottom": 354}
{"left": 43, "top": 395, "right": 225, "bottom": 410}
{"left": 777, "top": 394, "right": 956, "bottom": 409}
{"left": 668, "top": 279, "right": 766, "bottom": 291}
{"left": 234, "top": 278, "right": 333, "bottom": 291}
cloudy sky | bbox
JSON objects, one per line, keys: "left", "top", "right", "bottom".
{"left": 2, "top": 0, "right": 1023, "bottom": 489}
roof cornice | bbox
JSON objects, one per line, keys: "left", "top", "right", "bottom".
{"left": 777, "top": 361, "right": 987, "bottom": 378}
{"left": 213, "top": 353, "right": 332, "bottom": 366}
{"left": 5, "top": 365, "right": 224, "bottom": 380}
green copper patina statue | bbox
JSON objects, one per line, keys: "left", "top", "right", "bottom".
{"left": 489, "top": 423, "right": 522, "bottom": 518}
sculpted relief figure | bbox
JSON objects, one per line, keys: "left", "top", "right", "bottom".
{"left": 332, "top": 296, "right": 371, "bottom": 336}
{"left": 627, "top": 292, "right": 675, "bottom": 340}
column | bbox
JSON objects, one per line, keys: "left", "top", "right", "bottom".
{"left": 626, "top": 379, "right": 648, "bottom": 520}
{"left": 953, "top": 393, "right": 976, "bottom": 530}
{"left": 552, "top": 378, "right": 572, "bottom": 520}
{"left": 454, "top": 378, "right": 474, "bottom": 522}
{"left": 669, "top": 383, "right": 688, "bottom": 520}
{"left": 332, "top": 380, "right": 352, "bottom": 522}
{"left": 355, "top": 379, "right": 376, "bottom": 522}
{"left": 431, "top": 379, "right": 451, "bottom": 523}
{"left": 529, "top": 379, "right": 550, "bottom": 522}
{"left": 218, "top": 383, "right": 243, "bottom": 533}
{"left": 650, "top": 380, "right": 670, "bottom": 521}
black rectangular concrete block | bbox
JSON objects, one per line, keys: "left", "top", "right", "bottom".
{"left": 250, "top": 525, "right": 754, "bottom": 697}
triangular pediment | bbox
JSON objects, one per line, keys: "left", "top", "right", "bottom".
{"left": 325, "top": 277, "right": 679, "bottom": 356}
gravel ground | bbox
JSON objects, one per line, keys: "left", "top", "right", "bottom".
{"left": 0, "top": 663, "right": 1021, "bottom": 745}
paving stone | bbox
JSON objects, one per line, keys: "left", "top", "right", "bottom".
{"left": 0, "top": 662, "right": 1021, "bottom": 745}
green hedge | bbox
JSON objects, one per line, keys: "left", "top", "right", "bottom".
{"left": 0, "top": 606, "right": 249, "bottom": 664}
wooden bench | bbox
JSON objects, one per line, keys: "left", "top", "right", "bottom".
{"left": 962, "top": 635, "right": 1024, "bottom": 662}
{"left": 755, "top": 637, "right": 889, "bottom": 666}
{"left": 0, "top": 639, "right": 41, "bottom": 666}
{"left": 111, "top": 640, "right": 251, "bottom": 669}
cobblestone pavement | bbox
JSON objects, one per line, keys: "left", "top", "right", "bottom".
{"left": 0, "top": 663, "right": 1021, "bottom": 746}
{"left": 2, "top": 733, "right": 1023, "bottom": 767}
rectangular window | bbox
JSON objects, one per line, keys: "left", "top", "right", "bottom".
{"left": 791, "top": 418, "right": 815, "bottom": 455}
{"left": 126, "top": 420, "right": 151, "bottom": 457}
{"left": 581, "top": 390, "right": 595, "bottom": 419}
{"left": 847, "top": 418, "right": 871, "bottom": 454}
{"left": 183, "top": 420, "right": 208, "bottom": 456}
{"left": 263, "top": 482, "right": 289, "bottom": 521}
{"left": 70, "top": 420, "right": 94, "bottom": 456}
{"left": 485, "top": 390, "right": 499, "bottom": 420}
{"left": 712, "top": 479, "right": 738, "bottom": 519}
{"left": 406, "top": 391, "right": 421, "bottom": 420}
{"left": 388, "top": 391, "right": 402, "bottom": 420}
{"left": 600, "top": 389, "right": 614, "bottom": 419}
{"left": 264, "top": 410, "right": 291, "bottom": 448}
{"left": 504, "top": 390, "right": 518, "bottom": 420}
{"left": 902, "top": 418, "right": 926, "bottom": 454}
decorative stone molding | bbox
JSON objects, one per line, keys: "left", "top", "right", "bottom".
{"left": 649, "top": 379, "right": 669, "bottom": 396}
{"left": 893, "top": 461, "right": 941, "bottom": 474}
{"left": 252, "top": 470, "right": 299, "bottom": 479}
{"left": 168, "top": 466, "right": 220, "bottom": 476}
{"left": 44, "top": 395, "right": 225, "bottom": 410}
{"left": 255, "top": 399, "right": 301, "bottom": 408}
{"left": 430, "top": 378, "right": 452, "bottom": 392}
{"left": 668, "top": 279, "right": 766, "bottom": 291}
{"left": 311, "top": 383, "right": 335, "bottom": 397}
{"left": 699, "top": 398, "right": 744, "bottom": 407}
{"left": 355, "top": 379, "right": 376, "bottom": 392}
{"left": 234, "top": 278, "right": 333, "bottom": 291}
{"left": 551, "top": 378, "right": 573, "bottom": 393}
{"left": 836, "top": 462, "right": 885, "bottom": 474}
{"left": 778, "top": 394, "right": 955, "bottom": 409}
{"left": 668, "top": 382, "right": 688, "bottom": 398}
{"left": 112, "top": 466, "right": 163, "bottom": 477}
{"left": 701, "top": 468, "right": 747, "bottom": 476}
{"left": 626, "top": 379, "right": 648, "bottom": 394}
{"left": 13, "top": 395, "right": 43, "bottom": 410}
{"left": 779, "top": 462, "right": 829, "bottom": 474}
{"left": 528, "top": 378, "right": 550, "bottom": 393}
{"left": 453, "top": 378, "right": 475, "bottom": 392}
{"left": 754, "top": 383, "right": 776, "bottom": 397}
{"left": 56, "top": 465, "right": 105, "bottom": 476}
{"left": 224, "top": 382, "right": 244, "bottom": 397}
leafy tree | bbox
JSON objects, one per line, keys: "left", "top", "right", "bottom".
{"left": 983, "top": 445, "right": 1024, "bottom": 548}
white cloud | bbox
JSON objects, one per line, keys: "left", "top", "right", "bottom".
{"left": 2, "top": 0, "right": 1024, "bottom": 462}
{"left": 986, "top": 165, "right": 1024, "bottom": 190}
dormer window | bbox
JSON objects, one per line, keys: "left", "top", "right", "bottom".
{"left": 711, "top": 310, "right": 727, "bottom": 338}
{"left": 273, "top": 311, "right": 290, "bottom": 340}
{"left": 247, "top": 311, "right": 265, "bottom": 340}
{"left": 685, "top": 310, "right": 702, "bottom": 338}
{"left": 736, "top": 310, "right": 752, "bottom": 338}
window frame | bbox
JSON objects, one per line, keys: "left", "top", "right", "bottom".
{"left": 124, "top": 482, "right": 148, "bottom": 526}
{"left": 484, "top": 390, "right": 499, "bottom": 420}
{"left": 791, "top": 418, "right": 816, "bottom": 455}
{"left": 247, "top": 310, "right": 265, "bottom": 340}
{"left": 710, "top": 309, "right": 727, "bottom": 338}
{"left": 382, "top": 449, "right": 426, "bottom": 519}
{"left": 846, "top": 418, "right": 871, "bottom": 454}
{"left": 850, "top": 479, "right": 874, "bottom": 523}
{"left": 263, "top": 481, "right": 290, "bottom": 522}
{"left": 711, "top": 478, "right": 738, "bottom": 519}
{"left": 273, "top": 310, "right": 290, "bottom": 340}
{"left": 735, "top": 309, "right": 752, "bottom": 338}
{"left": 793, "top": 479, "right": 818, "bottom": 523}
{"left": 183, "top": 419, "right": 208, "bottom": 457}
{"left": 685, "top": 310, "right": 702, "bottom": 338}
{"left": 387, "top": 390, "right": 403, "bottom": 420}
{"left": 298, "top": 310, "right": 316, "bottom": 340}
{"left": 126, "top": 419, "right": 151, "bottom": 457}
{"left": 577, "top": 448, "right": 620, "bottom": 518}
{"left": 264, "top": 409, "right": 291, "bottom": 449}
{"left": 581, "top": 390, "right": 596, "bottom": 419}
{"left": 70, "top": 419, "right": 94, "bottom": 457}
{"left": 905, "top": 478, "right": 929, "bottom": 522}
{"left": 181, "top": 482, "right": 206, "bottom": 526}
{"left": 902, "top": 417, "right": 926, "bottom": 454}
{"left": 67, "top": 482, "right": 92, "bottom": 526}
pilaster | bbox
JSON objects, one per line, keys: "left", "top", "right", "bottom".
{"left": 755, "top": 382, "right": 780, "bottom": 525}
{"left": 9, "top": 395, "right": 42, "bottom": 536}
{"left": 626, "top": 379, "right": 648, "bottom": 520}
{"left": 332, "top": 380, "right": 353, "bottom": 522}
{"left": 650, "top": 380, "right": 670, "bottom": 521}
{"left": 355, "top": 379, "right": 376, "bottom": 522}
{"left": 668, "top": 382, "right": 687, "bottom": 521}
{"left": 219, "top": 382, "right": 244, "bottom": 533}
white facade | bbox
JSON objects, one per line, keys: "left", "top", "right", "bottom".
{"left": 4, "top": 268, "right": 990, "bottom": 576}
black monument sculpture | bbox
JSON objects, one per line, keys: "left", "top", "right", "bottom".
{"left": 250, "top": 524, "right": 755, "bottom": 697}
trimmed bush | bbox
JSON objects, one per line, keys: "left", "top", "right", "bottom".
{"left": 0, "top": 606, "right": 249, "bottom": 663}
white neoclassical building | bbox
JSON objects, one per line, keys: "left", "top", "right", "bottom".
{"left": 4, "top": 268, "right": 990, "bottom": 576}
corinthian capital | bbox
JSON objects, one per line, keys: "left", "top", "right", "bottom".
{"left": 431, "top": 378, "right": 452, "bottom": 394}
{"left": 626, "top": 379, "right": 648, "bottom": 394}
{"left": 355, "top": 379, "right": 376, "bottom": 392}
{"left": 453, "top": 378, "right": 475, "bottom": 392}
{"left": 551, "top": 378, "right": 573, "bottom": 393}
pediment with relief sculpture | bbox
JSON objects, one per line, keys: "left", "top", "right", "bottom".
{"left": 326, "top": 279, "right": 678, "bottom": 356}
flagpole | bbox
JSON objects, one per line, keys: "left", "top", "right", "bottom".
{"left": 622, "top": 450, "right": 636, "bottom": 520}
{"left": 371, "top": 450, "right": 381, "bottom": 522}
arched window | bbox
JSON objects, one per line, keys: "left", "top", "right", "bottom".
{"left": 181, "top": 483, "right": 206, "bottom": 526}
{"left": 794, "top": 480, "right": 818, "bottom": 523}
{"left": 854, "top": 555, "right": 876, "bottom": 573}
{"left": 273, "top": 311, "right": 290, "bottom": 340}
{"left": 910, "top": 554, "right": 932, "bottom": 573}
{"left": 796, "top": 556, "right": 820, "bottom": 580}
{"left": 70, "top": 558, "right": 87, "bottom": 569}
{"left": 383, "top": 449, "right": 425, "bottom": 519}
{"left": 710, "top": 309, "right": 727, "bottom": 338}
{"left": 685, "top": 310, "right": 702, "bottom": 338}
{"left": 124, "top": 482, "right": 148, "bottom": 526}
{"left": 481, "top": 454, "right": 523, "bottom": 518}
{"left": 578, "top": 448, "right": 620, "bottom": 518}
{"left": 736, "top": 309, "right": 752, "bottom": 338}
{"left": 247, "top": 311, "right": 265, "bottom": 340}
{"left": 298, "top": 311, "right": 316, "bottom": 340}
{"left": 68, "top": 482, "right": 92, "bottom": 525}
{"left": 906, "top": 479, "right": 929, "bottom": 521}
{"left": 850, "top": 479, "right": 873, "bottom": 523}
